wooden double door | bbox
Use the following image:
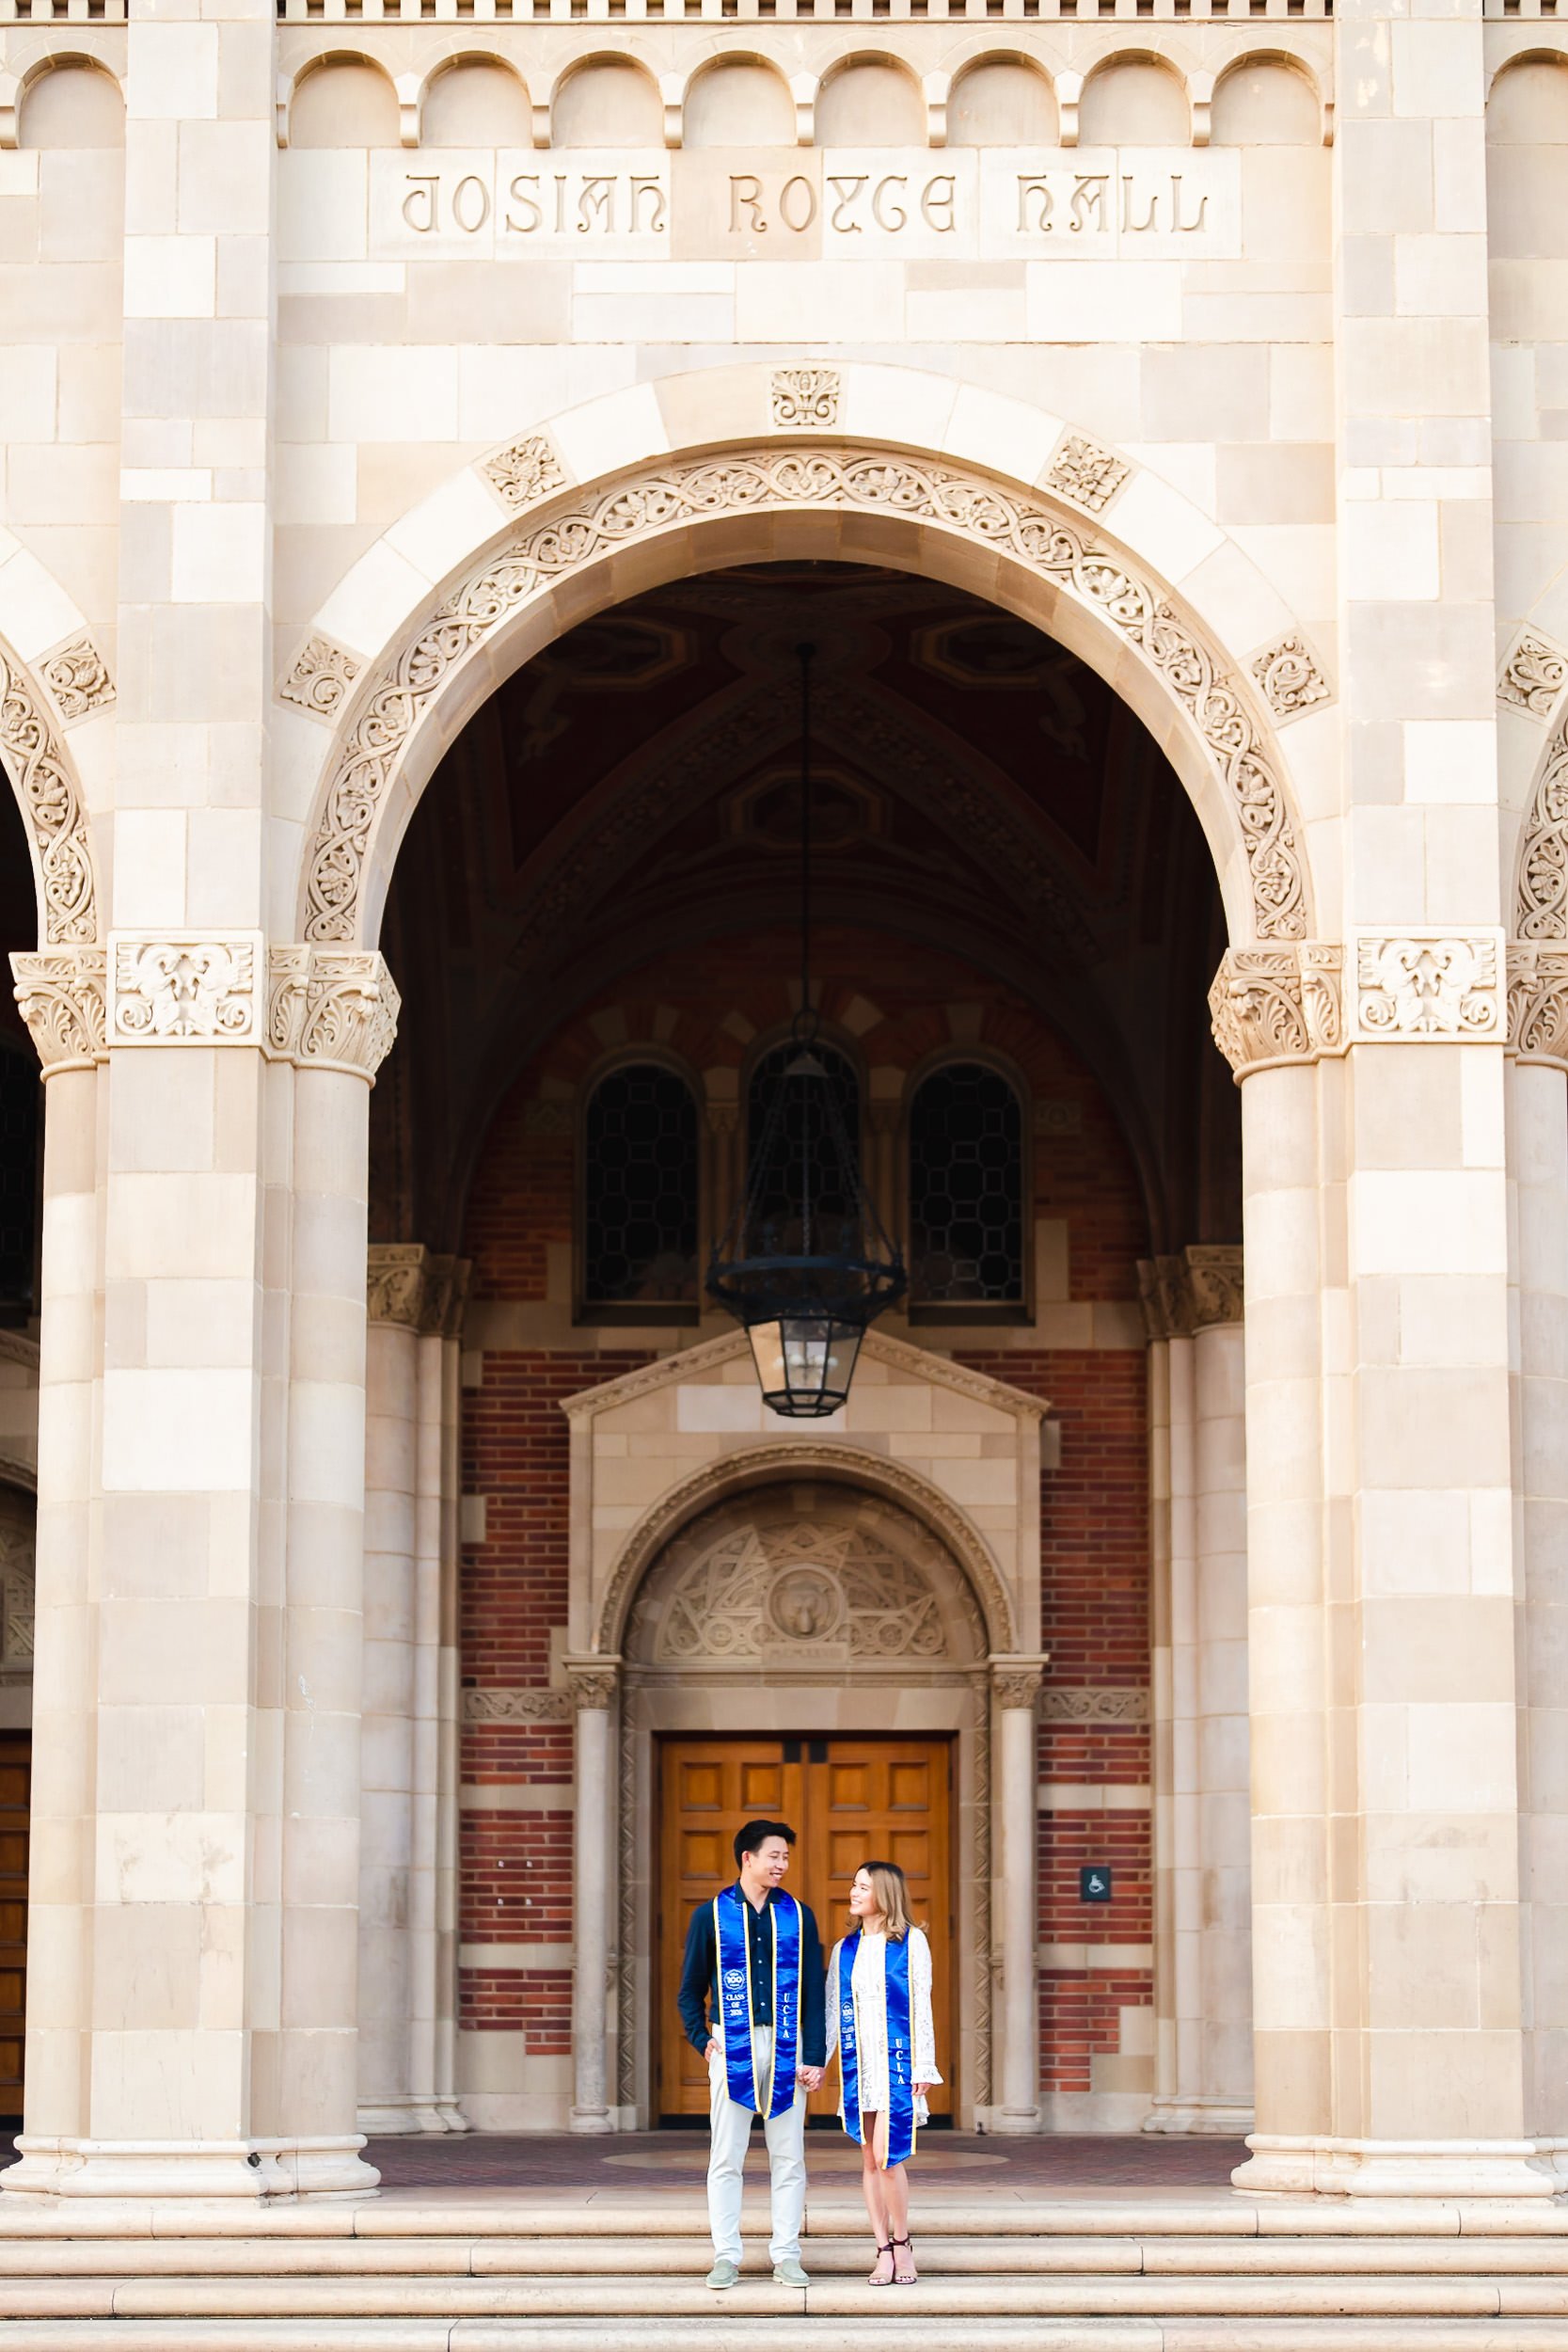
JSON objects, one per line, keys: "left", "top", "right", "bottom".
{"left": 657, "top": 1735, "right": 953, "bottom": 2122}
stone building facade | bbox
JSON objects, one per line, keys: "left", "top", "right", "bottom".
{"left": 0, "top": 0, "right": 1563, "bottom": 2207}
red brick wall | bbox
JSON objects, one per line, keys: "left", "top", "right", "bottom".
{"left": 458, "top": 949, "right": 1154, "bottom": 2096}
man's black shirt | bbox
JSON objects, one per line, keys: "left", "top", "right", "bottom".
{"left": 677, "top": 1885, "right": 826, "bottom": 2066}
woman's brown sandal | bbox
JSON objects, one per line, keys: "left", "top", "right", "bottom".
{"left": 891, "top": 2234, "right": 917, "bottom": 2284}
{"left": 869, "top": 2242, "right": 895, "bottom": 2287}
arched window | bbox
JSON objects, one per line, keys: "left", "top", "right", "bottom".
{"left": 745, "top": 1039, "right": 861, "bottom": 1244}
{"left": 582, "top": 1064, "right": 699, "bottom": 1312}
{"left": 908, "top": 1062, "right": 1024, "bottom": 1311}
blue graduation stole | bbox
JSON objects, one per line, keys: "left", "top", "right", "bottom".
{"left": 712, "top": 1883, "right": 801, "bottom": 2121}
{"left": 836, "top": 1929, "right": 916, "bottom": 2170}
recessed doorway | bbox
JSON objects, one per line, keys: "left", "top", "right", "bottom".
{"left": 656, "top": 1733, "right": 954, "bottom": 2124}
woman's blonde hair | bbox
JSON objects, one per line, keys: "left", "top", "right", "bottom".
{"left": 856, "top": 1858, "right": 912, "bottom": 1940}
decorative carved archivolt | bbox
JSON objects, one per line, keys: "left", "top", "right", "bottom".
{"left": 109, "top": 932, "right": 264, "bottom": 1046}
{"left": 1351, "top": 931, "right": 1502, "bottom": 1041}
{"left": 0, "top": 634, "right": 97, "bottom": 946}
{"left": 481, "top": 433, "right": 567, "bottom": 512}
{"left": 1208, "top": 942, "right": 1342, "bottom": 1077}
{"left": 280, "top": 634, "right": 362, "bottom": 722}
{"left": 40, "top": 635, "right": 115, "bottom": 727}
{"left": 461, "top": 1687, "right": 572, "bottom": 1723}
{"left": 1041, "top": 1685, "right": 1149, "bottom": 1724}
{"left": 1249, "top": 633, "right": 1330, "bottom": 723}
{"left": 628, "top": 1489, "right": 983, "bottom": 1667}
{"left": 1507, "top": 943, "right": 1568, "bottom": 1068}
{"left": 1517, "top": 710, "right": 1568, "bottom": 941}
{"left": 10, "top": 947, "right": 106, "bottom": 1076}
{"left": 304, "top": 445, "right": 1309, "bottom": 950}
{"left": 1045, "top": 433, "right": 1128, "bottom": 516}
{"left": 1500, "top": 629, "right": 1567, "bottom": 721}
{"left": 771, "top": 369, "right": 840, "bottom": 428}
{"left": 266, "top": 945, "right": 401, "bottom": 1078}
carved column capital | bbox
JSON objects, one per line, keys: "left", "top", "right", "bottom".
{"left": 990, "top": 1654, "right": 1049, "bottom": 1711}
{"left": 368, "top": 1243, "right": 428, "bottom": 1329}
{"left": 566, "top": 1659, "right": 621, "bottom": 1711}
{"left": 10, "top": 947, "right": 106, "bottom": 1076}
{"left": 1508, "top": 942, "right": 1568, "bottom": 1069}
{"left": 1185, "top": 1244, "right": 1243, "bottom": 1329}
{"left": 267, "top": 946, "right": 400, "bottom": 1080}
{"left": 1136, "top": 1255, "right": 1195, "bottom": 1342}
{"left": 1208, "top": 944, "right": 1342, "bottom": 1078}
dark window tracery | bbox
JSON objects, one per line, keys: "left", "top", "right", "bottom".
{"left": 909, "top": 1061, "right": 1024, "bottom": 1308}
{"left": 582, "top": 1064, "right": 699, "bottom": 1306}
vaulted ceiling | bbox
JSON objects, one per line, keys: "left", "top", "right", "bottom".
{"left": 374, "top": 561, "right": 1236, "bottom": 1253}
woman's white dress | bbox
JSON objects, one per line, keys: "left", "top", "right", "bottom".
{"left": 826, "top": 1927, "right": 942, "bottom": 2122}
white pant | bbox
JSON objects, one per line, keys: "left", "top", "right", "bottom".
{"left": 706, "top": 2026, "right": 806, "bottom": 2266}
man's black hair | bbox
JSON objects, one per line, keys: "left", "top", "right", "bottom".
{"left": 734, "top": 1818, "right": 796, "bottom": 1868}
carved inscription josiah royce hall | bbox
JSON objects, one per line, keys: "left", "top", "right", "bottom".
{"left": 372, "top": 149, "right": 1241, "bottom": 263}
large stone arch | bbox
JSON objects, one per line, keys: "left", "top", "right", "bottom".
{"left": 0, "top": 621, "right": 101, "bottom": 951}
{"left": 282, "top": 362, "right": 1323, "bottom": 955}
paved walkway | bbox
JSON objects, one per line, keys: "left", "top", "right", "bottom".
{"left": 362, "top": 2130, "right": 1247, "bottom": 2194}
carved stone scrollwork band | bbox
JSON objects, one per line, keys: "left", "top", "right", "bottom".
{"left": 461, "top": 1688, "right": 573, "bottom": 1724}
{"left": 1508, "top": 943, "right": 1568, "bottom": 1068}
{"left": 1208, "top": 943, "right": 1342, "bottom": 1078}
{"left": 302, "top": 446, "right": 1309, "bottom": 950}
{"left": 1517, "top": 711, "right": 1568, "bottom": 940}
{"left": 10, "top": 947, "right": 106, "bottom": 1076}
{"left": 266, "top": 946, "right": 401, "bottom": 1079}
{"left": 1, "top": 635, "right": 97, "bottom": 946}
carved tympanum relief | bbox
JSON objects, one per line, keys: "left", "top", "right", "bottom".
{"left": 304, "top": 444, "right": 1308, "bottom": 951}
{"left": 626, "top": 1482, "right": 984, "bottom": 1667}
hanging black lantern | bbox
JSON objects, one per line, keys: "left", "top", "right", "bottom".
{"left": 706, "top": 644, "right": 906, "bottom": 1417}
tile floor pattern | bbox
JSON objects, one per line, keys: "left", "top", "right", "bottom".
{"left": 361, "top": 2130, "right": 1247, "bottom": 2192}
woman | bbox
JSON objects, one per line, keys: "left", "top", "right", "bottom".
{"left": 826, "top": 1859, "right": 941, "bottom": 2287}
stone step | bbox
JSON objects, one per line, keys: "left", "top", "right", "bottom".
{"left": 11, "top": 2270, "right": 1568, "bottom": 2320}
{"left": 8, "top": 2234, "right": 1568, "bottom": 2279}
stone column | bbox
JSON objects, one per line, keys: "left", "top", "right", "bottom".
{"left": 432, "top": 1279, "right": 467, "bottom": 2130}
{"left": 1506, "top": 948, "right": 1568, "bottom": 2177}
{"left": 990, "top": 1654, "right": 1048, "bottom": 2133}
{"left": 568, "top": 1659, "right": 619, "bottom": 2134}
{"left": 1143, "top": 1248, "right": 1254, "bottom": 2135}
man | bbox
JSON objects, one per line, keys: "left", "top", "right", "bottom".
{"left": 677, "top": 1817, "right": 826, "bottom": 2291}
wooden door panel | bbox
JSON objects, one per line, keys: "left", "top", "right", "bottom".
{"left": 0, "top": 1733, "right": 28, "bottom": 2119}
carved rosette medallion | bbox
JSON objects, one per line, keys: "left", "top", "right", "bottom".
{"left": 1500, "top": 630, "right": 1567, "bottom": 721}
{"left": 1249, "top": 634, "right": 1330, "bottom": 723}
{"left": 304, "top": 447, "right": 1309, "bottom": 953}
{"left": 266, "top": 946, "right": 400, "bottom": 1079}
{"left": 770, "top": 369, "right": 840, "bottom": 428}
{"left": 481, "top": 434, "right": 567, "bottom": 512}
{"left": 0, "top": 635, "right": 97, "bottom": 945}
{"left": 1507, "top": 943, "right": 1568, "bottom": 1067}
{"left": 461, "top": 1687, "right": 572, "bottom": 1724}
{"left": 40, "top": 635, "right": 115, "bottom": 726}
{"left": 10, "top": 947, "right": 106, "bottom": 1075}
{"left": 108, "top": 932, "right": 264, "bottom": 1045}
{"left": 1045, "top": 434, "right": 1129, "bottom": 516}
{"left": 1208, "top": 942, "right": 1342, "bottom": 1078}
{"left": 280, "top": 634, "right": 362, "bottom": 722}
{"left": 1350, "top": 931, "right": 1502, "bottom": 1041}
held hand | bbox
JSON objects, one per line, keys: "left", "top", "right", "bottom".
{"left": 705, "top": 2040, "right": 720, "bottom": 2064}
{"left": 913, "top": 2082, "right": 932, "bottom": 2097}
{"left": 798, "top": 2065, "right": 824, "bottom": 2091}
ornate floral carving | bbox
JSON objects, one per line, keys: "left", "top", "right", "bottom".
{"left": 1518, "top": 712, "right": 1568, "bottom": 941}
{"left": 1045, "top": 434, "right": 1129, "bottom": 516}
{"left": 567, "top": 1663, "right": 619, "bottom": 1710}
{"left": 109, "top": 933, "right": 262, "bottom": 1045}
{"left": 425, "top": 1252, "right": 470, "bottom": 1340}
{"left": 267, "top": 946, "right": 400, "bottom": 1078}
{"left": 1249, "top": 634, "right": 1330, "bottom": 723}
{"left": 1508, "top": 943, "right": 1568, "bottom": 1066}
{"left": 1209, "top": 943, "right": 1342, "bottom": 1077}
{"left": 630, "top": 1490, "right": 980, "bottom": 1667}
{"left": 304, "top": 448, "right": 1308, "bottom": 949}
{"left": 990, "top": 1660, "right": 1045, "bottom": 1709}
{"left": 280, "top": 634, "right": 361, "bottom": 722}
{"left": 461, "top": 1687, "right": 572, "bottom": 1723}
{"left": 1136, "top": 1255, "right": 1195, "bottom": 1343}
{"left": 770, "top": 369, "right": 840, "bottom": 428}
{"left": 481, "top": 434, "right": 567, "bottom": 512}
{"left": 1041, "top": 1686, "right": 1149, "bottom": 1724}
{"left": 40, "top": 635, "right": 115, "bottom": 726}
{"left": 0, "top": 636, "right": 97, "bottom": 945}
{"left": 1500, "top": 630, "right": 1567, "bottom": 721}
{"left": 1185, "top": 1243, "right": 1243, "bottom": 1329}
{"left": 1352, "top": 932, "right": 1501, "bottom": 1041}
{"left": 10, "top": 947, "right": 106, "bottom": 1074}
{"left": 368, "top": 1242, "right": 429, "bottom": 1327}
